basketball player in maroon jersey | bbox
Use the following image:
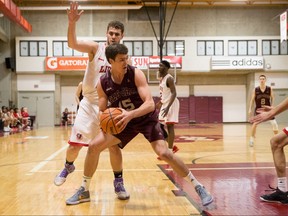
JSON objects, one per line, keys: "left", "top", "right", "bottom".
{"left": 66, "top": 43, "right": 213, "bottom": 207}
{"left": 248, "top": 74, "right": 278, "bottom": 147}
{"left": 54, "top": 2, "right": 129, "bottom": 201}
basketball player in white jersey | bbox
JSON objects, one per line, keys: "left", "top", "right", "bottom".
{"left": 75, "top": 81, "right": 83, "bottom": 112}
{"left": 157, "top": 60, "right": 180, "bottom": 158}
{"left": 54, "top": 2, "right": 129, "bottom": 200}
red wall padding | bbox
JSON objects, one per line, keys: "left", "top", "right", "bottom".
{"left": 178, "top": 97, "right": 189, "bottom": 124}
{"left": 195, "top": 96, "right": 209, "bottom": 123}
{"left": 208, "top": 97, "right": 223, "bottom": 123}
{"left": 153, "top": 96, "right": 223, "bottom": 124}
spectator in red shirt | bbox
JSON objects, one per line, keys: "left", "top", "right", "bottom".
{"left": 21, "top": 107, "right": 30, "bottom": 130}
{"left": 13, "top": 107, "right": 23, "bottom": 129}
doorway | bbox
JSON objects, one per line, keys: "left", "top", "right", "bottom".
{"left": 18, "top": 92, "right": 55, "bottom": 127}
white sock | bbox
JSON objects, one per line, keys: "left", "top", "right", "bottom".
{"left": 278, "top": 177, "right": 287, "bottom": 192}
{"left": 250, "top": 136, "right": 254, "bottom": 142}
{"left": 184, "top": 171, "right": 201, "bottom": 187}
{"left": 81, "top": 175, "right": 91, "bottom": 191}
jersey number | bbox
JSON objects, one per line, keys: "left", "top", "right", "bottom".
{"left": 119, "top": 98, "right": 135, "bottom": 111}
{"left": 261, "top": 98, "right": 266, "bottom": 106}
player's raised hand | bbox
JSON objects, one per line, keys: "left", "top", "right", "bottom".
{"left": 250, "top": 106, "right": 273, "bottom": 124}
{"left": 256, "top": 105, "right": 273, "bottom": 114}
{"left": 67, "top": 2, "right": 84, "bottom": 24}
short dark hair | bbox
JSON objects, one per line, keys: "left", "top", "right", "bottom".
{"left": 107, "top": 21, "right": 125, "bottom": 34}
{"left": 259, "top": 74, "right": 266, "bottom": 79}
{"left": 161, "top": 60, "right": 171, "bottom": 69}
{"left": 105, "top": 43, "right": 128, "bottom": 63}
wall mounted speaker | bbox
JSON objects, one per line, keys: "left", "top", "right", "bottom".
{"left": 5, "top": 57, "right": 15, "bottom": 71}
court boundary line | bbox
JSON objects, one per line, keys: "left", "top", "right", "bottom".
{"left": 26, "top": 145, "right": 68, "bottom": 175}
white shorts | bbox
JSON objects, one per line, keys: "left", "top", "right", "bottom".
{"left": 159, "top": 98, "right": 179, "bottom": 124}
{"left": 68, "top": 97, "right": 100, "bottom": 146}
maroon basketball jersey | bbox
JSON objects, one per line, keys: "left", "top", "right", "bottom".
{"left": 255, "top": 86, "right": 271, "bottom": 109}
{"left": 100, "top": 64, "right": 143, "bottom": 111}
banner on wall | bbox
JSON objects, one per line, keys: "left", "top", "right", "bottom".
{"left": 45, "top": 57, "right": 88, "bottom": 71}
{"left": 148, "top": 56, "right": 182, "bottom": 69}
{"left": 130, "top": 57, "right": 149, "bottom": 69}
{"left": 211, "top": 56, "right": 264, "bottom": 70}
{"left": 46, "top": 56, "right": 182, "bottom": 71}
{"left": 280, "top": 11, "right": 287, "bottom": 43}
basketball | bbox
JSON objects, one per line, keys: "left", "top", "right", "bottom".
{"left": 100, "top": 107, "right": 123, "bottom": 134}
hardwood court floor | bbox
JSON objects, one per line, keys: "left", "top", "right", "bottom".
{"left": 0, "top": 122, "right": 287, "bottom": 215}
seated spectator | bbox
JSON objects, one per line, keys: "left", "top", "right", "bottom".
{"left": 21, "top": 107, "right": 30, "bottom": 130}
{"left": 62, "top": 108, "right": 69, "bottom": 126}
{"left": 8, "top": 108, "right": 19, "bottom": 130}
{"left": 0, "top": 108, "right": 4, "bottom": 131}
{"left": 2, "top": 106, "right": 12, "bottom": 132}
{"left": 13, "top": 107, "right": 23, "bottom": 129}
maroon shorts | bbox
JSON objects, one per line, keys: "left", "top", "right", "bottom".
{"left": 114, "top": 110, "right": 165, "bottom": 149}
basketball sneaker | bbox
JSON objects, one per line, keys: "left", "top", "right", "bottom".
{"left": 114, "top": 178, "right": 130, "bottom": 200}
{"left": 54, "top": 163, "right": 75, "bottom": 186}
{"left": 260, "top": 186, "right": 288, "bottom": 204}
{"left": 195, "top": 185, "right": 214, "bottom": 206}
{"left": 66, "top": 186, "right": 90, "bottom": 205}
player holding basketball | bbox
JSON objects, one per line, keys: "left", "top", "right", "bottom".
{"left": 156, "top": 60, "right": 180, "bottom": 158}
{"left": 66, "top": 43, "right": 213, "bottom": 206}
{"left": 248, "top": 74, "right": 278, "bottom": 147}
{"left": 54, "top": 2, "right": 129, "bottom": 200}
{"left": 250, "top": 97, "right": 288, "bottom": 204}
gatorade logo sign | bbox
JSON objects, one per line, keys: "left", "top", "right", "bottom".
{"left": 45, "top": 57, "right": 88, "bottom": 71}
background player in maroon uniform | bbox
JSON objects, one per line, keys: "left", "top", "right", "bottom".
{"left": 248, "top": 74, "right": 278, "bottom": 147}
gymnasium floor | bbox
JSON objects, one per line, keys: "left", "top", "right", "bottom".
{"left": 0, "top": 122, "right": 287, "bottom": 215}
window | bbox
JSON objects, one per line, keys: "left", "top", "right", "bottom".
{"left": 228, "top": 40, "right": 257, "bottom": 56}
{"left": 158, "top": 40, "right": 185, "bottom": 56}
{"left": 20, "top": 40, "right": 48, "bottom": 57}
{"left": 280, "top": 40, "right": 288, "bottom": 55}
{"left": 53, "top": 41, "right": 85, "bottom": 56}
{"left": 123, "top": 40, "right": 153, "bottom": 56}
{"left": 262, "top": 40, "right": 287, "bottom": 55}
{"left": 248, "top": 41, "right": 257, "bottom": 55}
{"left": 197, "top": 40, "right": 223, "bottom": 56}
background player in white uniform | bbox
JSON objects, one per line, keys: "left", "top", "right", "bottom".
{"left": 157, "top": 60, "right": 180, "bottom": 156}
{"left": 54, "top": 2, "right": 129, "bottom": 200}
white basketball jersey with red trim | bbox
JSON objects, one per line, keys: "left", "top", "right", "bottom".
{"left": 82, "top": 42, "right": 111, "bottom": 104}
{"left": 160, "top": 74, "right": 173, "bottom": 104}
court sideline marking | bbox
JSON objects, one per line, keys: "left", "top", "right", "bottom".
{"left": 26, "top": 145, "right": 68, "bottom": 175}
